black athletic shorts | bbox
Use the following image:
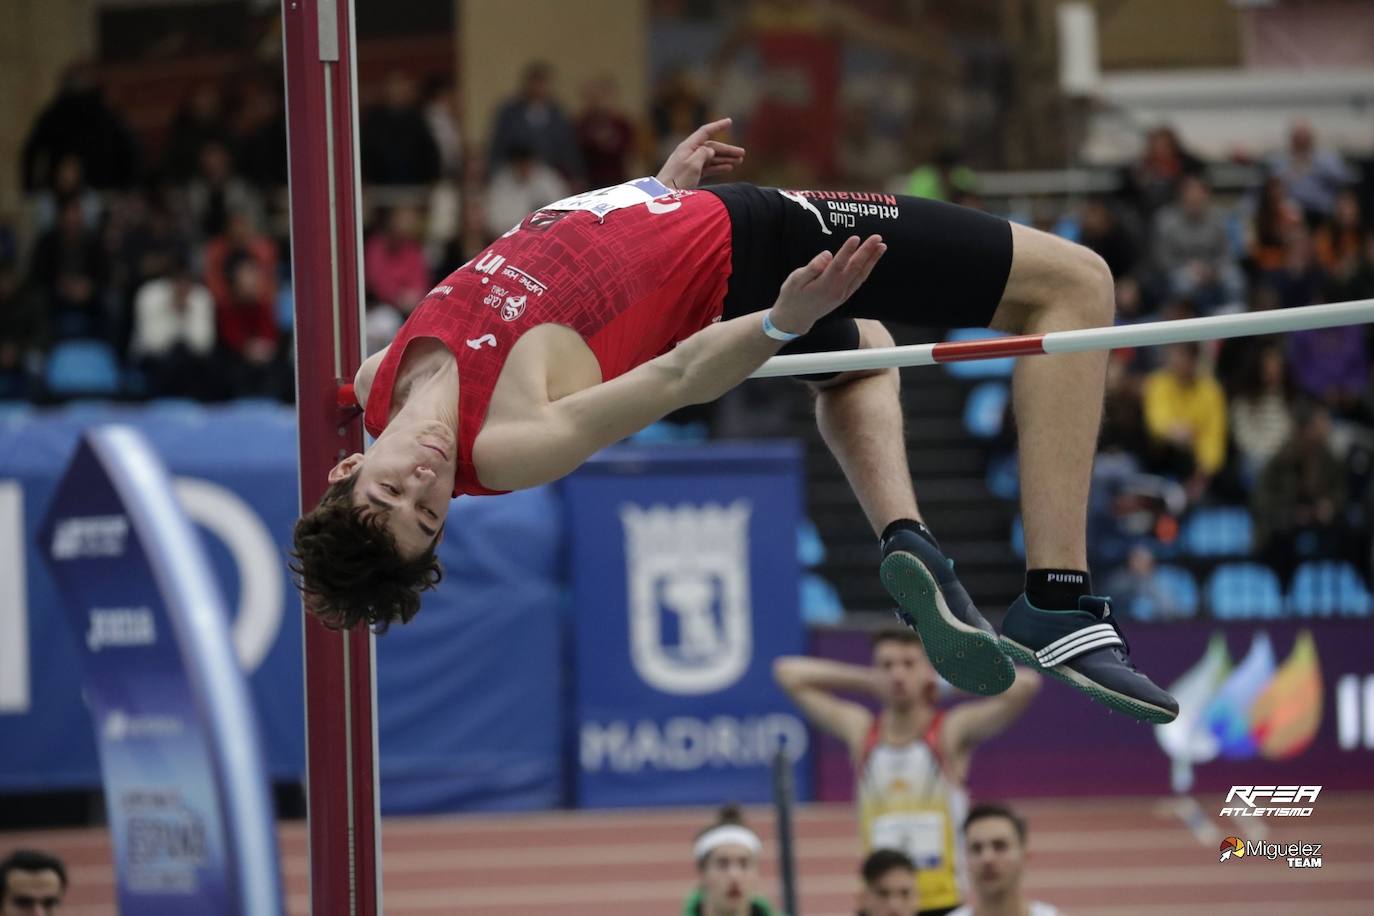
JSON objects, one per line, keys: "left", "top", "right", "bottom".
{"left": 704, "top": 182, "right": 1014, "bottom": 378}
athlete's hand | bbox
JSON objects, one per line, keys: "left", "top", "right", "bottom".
{"left": 770, "top": 234, "right": 887, "bottom": 335}
{"left": 655, "top": 118, "right": 746, "bottom": 190}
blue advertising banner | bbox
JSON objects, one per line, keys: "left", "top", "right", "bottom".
{"left": 39, "top": 427, "right": 282, "bottom": 916}
{"left": 564, "top": 442, "right": 812, "bottom": 807}
{"left": 0, "top": 403, "right": 562, "bottom": 815}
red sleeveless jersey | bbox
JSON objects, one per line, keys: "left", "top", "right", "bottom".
{"left": 363, "top": 182, "right": 733, "bottom": 496}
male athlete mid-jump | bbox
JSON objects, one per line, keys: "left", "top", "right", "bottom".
{"left": 292, "top": 119, "right": 1177, "bottom": 724}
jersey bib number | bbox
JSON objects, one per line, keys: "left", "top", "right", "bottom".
{"left": 542, "top": 177, "right": 678, "bottom": 219}
{"left": 871, "top": 812, "right": 947, "bottom": 870}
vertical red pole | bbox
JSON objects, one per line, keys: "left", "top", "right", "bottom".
{"left": 281, "top": 1, "right": 380, "bottom": 914}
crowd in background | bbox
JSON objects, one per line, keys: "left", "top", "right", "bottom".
{"left": 4, "top": 56, "right": 1374, "bottom": 602}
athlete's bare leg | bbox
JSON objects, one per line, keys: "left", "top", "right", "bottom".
{"left": 810, "top": 320, "right": 920, "bottom": 536}
{"left": 986, "top": 222, "right": 1114, "bottom": 570}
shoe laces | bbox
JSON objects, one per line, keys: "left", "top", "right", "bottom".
{"left": 1088, "top": 597, "right": 1137, "bottom": 669}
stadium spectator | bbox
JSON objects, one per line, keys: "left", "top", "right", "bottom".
{"left": 1151, "top": 175, "right": 1243, "bottom": 311}
{"left": 361, "top": 71, "right": 441, "bottom": 186}
{"left": 21, "top": 62, "right": 139, "bottom": 193}
{"left": 858, "top": 848, "right": 919, "bottom": 916}
{"left": 1287, "top": 323, "right": 1369, "bottom": 416}
{"left": 1253, "top": 403, "right": 1351, "bottom": 580}
{"left": 651, "top": 67, "right": 710, "bottom": 168}
{"left": 1268, "top": 223, "right": 1325, "bottom": 309}
{"left": 904, "top": 147, "right": 976, "bottom": 204}
{"left": 163, "top": 83, "right": 238, "bottom": 182}
{"left": 1246, "top": 174, "right": 1304, "bottom": 275}
{"left": 774, "top": 630, "right": 1041, "bottom": 915}
{"left": 187, "top": 140, "right": 264, "bottom": 240}
{"left": 1078, "top": 196, "right": 1141, "bottom": 281}
{"left": 1266, "top": 120, "right": 1352, "bottom": 224}
{"left": 683, "top": 804, "right": 780, "bottom": 916}
{"left": 1105, "top": 544, "right": 1190, "bottom": 621}
{"left": 1313, "top": 188, "right": 1366, "bottom": 275}
{"left": 0, "top": 256, "right": 43, "bottom": 398}
{"left": 117, "top": 193, "right": 195, "bottom": 304}
{"left": 129, "top": 256, "right": 216, "bottom": 399}
{"left": 1229, "top": 342, "right": 1296, "bottom": 483}
{"left": 27, "top": 196, "right": 111, "bottom": 341}
{"left": 421, "top": 77, "right": 464, "bottom": 181}
{"left": 949, "top": 804, "right": 1060, "bottom": 916}
{"left": 0, "top": 849, "right": 67, "bottom": 916}
{"left": 214, "top": 253, "right": 280, "bottom": 398}
{"left": 576, "top": 75, "right": 637, "bottom": 190}
{"left": 365, "top": 205, "right": 431, "bottom": 315}
{"left": 1142, "top": 342, "right": 1227, "bottom": 496}
{"left": 483, "top": 144, "right": 569, "bottom": 241}
{"left": 1121, "top": 125, "right": 1203, "bottom": 219}
{"left": 237, "top": 75, "right": 290, "bottom": 189}
{"left": 487, "top": 61, "right": 583, "bottom": 182}
{"left": 29, "top": 153, "right": 103, "bottom": 233}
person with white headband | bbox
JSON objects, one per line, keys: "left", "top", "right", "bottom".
{"left": 682, "top": 804, "right": 781, "bottom": 916}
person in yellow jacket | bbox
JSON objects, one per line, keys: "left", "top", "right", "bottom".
{"left": 1142, "top": 342, "right": 1227, "bottom": 495}
{"left": 775, "top": 629, "right": 1041, "bottom": 916}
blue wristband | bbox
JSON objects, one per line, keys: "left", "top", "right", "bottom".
{"left": 762, "top": 311, "right": 802, "bottom": 341}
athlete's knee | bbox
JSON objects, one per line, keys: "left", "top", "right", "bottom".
{"left": 1068, "top": 245, "right": 1116, "bottom": 327}
{"left": 1000, "top": 236, "right": 1113, "bottom": 334}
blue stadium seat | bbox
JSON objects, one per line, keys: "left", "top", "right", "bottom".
{"left": 1124, "top": 564, "right": 1200, "bottom": 621}
{"left": 986, "top": 452, "right": 1019, "bottom": 501}
{"left": 1287, "top": 561, "right": 1372, "bottom": 618}
{"left": 963, "top": 381, "right": 1009, "bottom": 439}
{"left": 1181, "top": 507, "right": 1253, "bottom": 557}
{"left": 800, "top": 573, "right": 844, "bottom": 624}
{"left": 44, "top": 339, "right": 121, "bottom": 397}
{"left": 941, "top": 328, "right": 1015, "bottom": 379}
{"left": 1208, "top": 563, "right": 1283, "bottom": 620}
{"left": 1010, "top": 514, "right": 1025, "bottom": 558}
{"left": 797, "top": 518, "right": 826, "bottom": 568}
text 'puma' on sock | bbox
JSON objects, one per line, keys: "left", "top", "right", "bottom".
{"left": 1025, "top": 568, "right": 1092, "bottom": 610}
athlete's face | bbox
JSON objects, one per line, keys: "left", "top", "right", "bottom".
{"left": 872, "top": 640, "right": 937, "bottom": 709}
{"left": 329, "top": 419, "right": 456, "bottom": 560}
{"left": 700, "top": 844, "right": 758, "bottom": 916}
{"left": 860, "top": 865, "right": 917, "bottom": 916}
{"left": 966, "top": 816, "right": 1026, "bottom": 901}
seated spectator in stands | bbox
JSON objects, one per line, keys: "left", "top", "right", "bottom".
{"left": 1144, "top": 343, "right": 1227, "bottom": 498}
{"left": 118, "top": 194, "right": 194, "bottom": 302}
{"left": 859, "top": 849, "right": 918, "bottom": 916}
{"left": 1246, "top": 174, "right": 1303, "bottom": 276}
{"left": 484, "top": 143, "right": 569, "bottom": 241}
{"left": 1079, "top": 196, "right": 1141, "bottom": 281}
{"left": 163, "top": 83, "right": 237, "bottom": 183}
{"left": 0, "top": 256, "right": 44, "bottom": 398}
{"left": 361, "top": 71, "right": 441, "bottom": 187}
{"left": 1106, "top": 544, "right": 1189, "bottom": 621}
{"left": 1269, "top": 222, "right": 1326, "bottom": 309}
{"left": 651, "top": 67, "right": 710, "bottom": 168}
{"left": 215, "top": 254, "right": 280, "bottom": 398}
{"left": 188, "top": 140, "right": 264, "bottom": 240}
{"left": 21, "top": 61, "right": 139, "bottom": 194}
{"left": 421, "top": 77, "right": 464, "bottom": 181}
{"left": 904, "top": 146, "right": 976, "bottom": 203}
{"left": 1122, "top": 125, "right": 1203, "bottom": 220}
{"left": 1313, "top": 188, "right": 1366, "bottom": 274}
{"left": 239, "top": 76, "right": 290, "bottom": 189}
{"left": 1253, "top": 403, "right": 1351, "bottom": 580}
{"left": 488, "top": 61, "right": 583, "bottom": 183}
{"left": 684, "top": 805, "right": 779, "bottom": 916}
{"left": 0, "top": 848, "right": 67, "bottom": 916}
{"left": 205, "top": 209, "right": 277, "bottom": 313}
{"left": 27, "top": 196, "right": 110, "bottom": 341}
{"left": 30, "top": 153, "right": 102, "bottom": 233}
{"left": 1266, "top": 120, "right": 1352, "bottom": 225}
{"left": 576, "top": 74, "right": 637, "bottom": 190}
{"left": 1229, "top": 343, "right": 1296, "bottom": 484}
{"left": 1151, "top": 175, "right": 1243, "bottom": 311}
{"left": 129, "top": 256, "right": 215, "bottom": 399}
{"left": 365, "top": 205, "right": 431, "bottom": 314}
{"left": 1287, "top": 321, "right": 1370, "bottom": 418}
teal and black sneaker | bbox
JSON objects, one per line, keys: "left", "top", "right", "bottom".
{"left": 879, "top": 528, "right": 1015, "bottom": 696}
{"left": 999, "top": 593, "right": 1178, "bottom": 723}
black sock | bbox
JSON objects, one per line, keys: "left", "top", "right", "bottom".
{"left": 1025, "top": 569, "right": 1092, "bottom": 609}
{"left": 881, "top": 518, "right": 939, "bottom": 552}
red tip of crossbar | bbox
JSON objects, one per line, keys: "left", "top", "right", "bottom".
{"left": 931, "top": 333, "right": 1047, "bottom": 363}
{"left": 337, "top": 383, "right": 358, "bottom": 408}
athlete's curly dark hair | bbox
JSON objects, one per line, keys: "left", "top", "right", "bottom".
{"left": 290, "top": 473, "right": 442, "bottom": 632}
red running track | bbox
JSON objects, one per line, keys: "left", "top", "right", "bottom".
{"left": 4, "top": 793, "right": 1372, "bottom": 915}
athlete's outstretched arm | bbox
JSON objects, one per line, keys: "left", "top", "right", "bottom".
{"left": 656, "top": 118, "right": 746, "bottom": 190}
{"left": 940, "top": 666, "right": 1042, "bottom": 752}
{"left": 773, "top": 656, "right": 876, "bottom": 753}
{"left": 473, "top": 235, "right": 886, "bottom": 490}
